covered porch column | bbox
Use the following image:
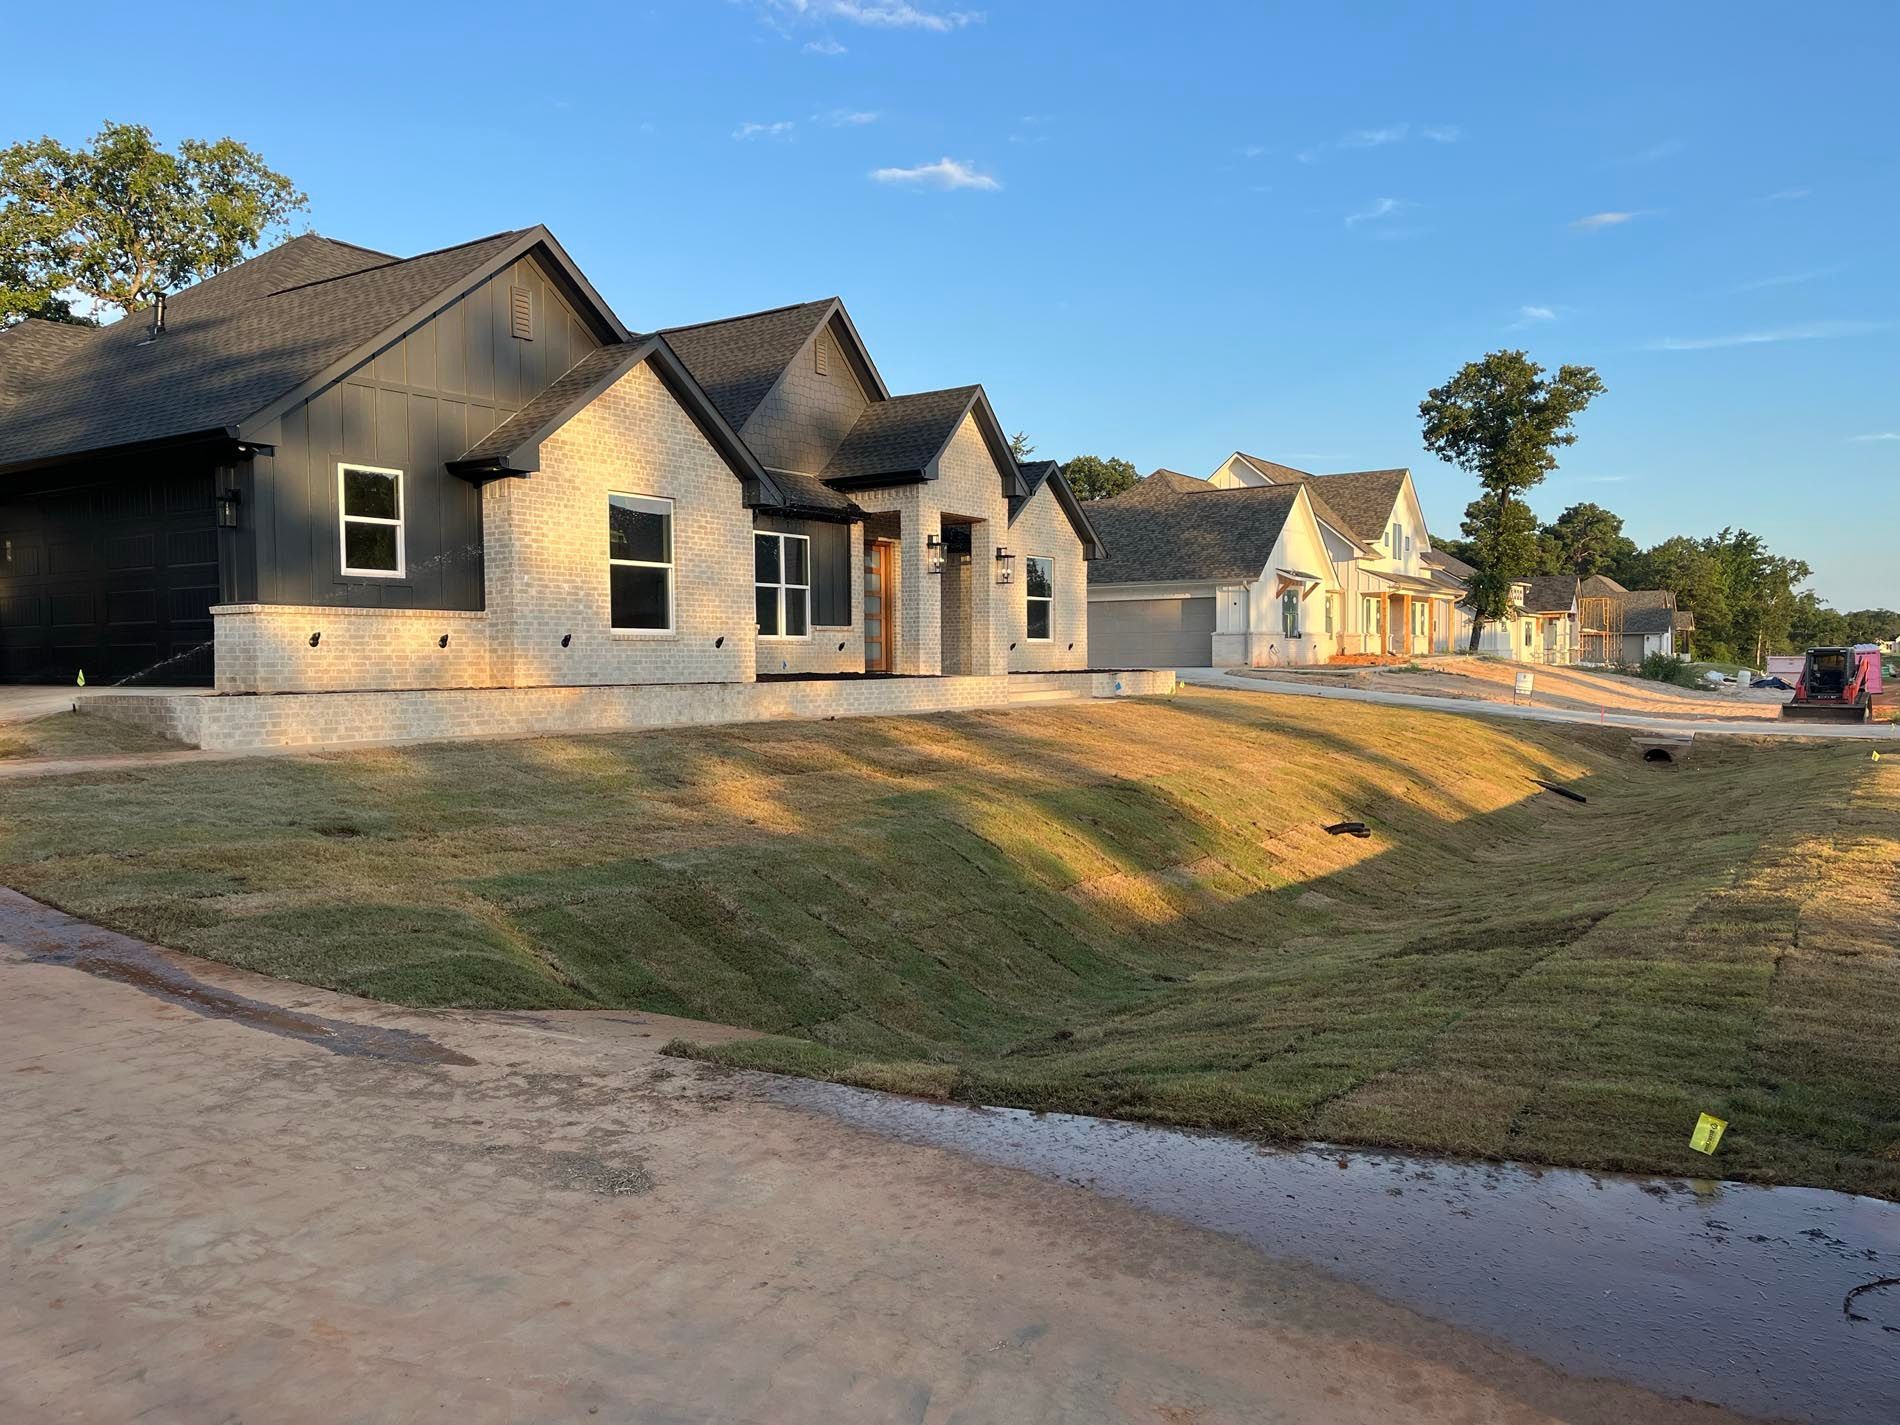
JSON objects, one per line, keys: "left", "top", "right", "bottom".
{"left": 850, "top": 485, "right": 939, "bottom": 675}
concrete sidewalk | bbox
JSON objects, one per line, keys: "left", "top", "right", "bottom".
{"left": 1178, "top": 666, "right": 1900, "bottom": 741}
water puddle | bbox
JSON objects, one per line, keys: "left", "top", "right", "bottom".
{"left": 0, "top": 889, "right": 474, "bottom": 1066}
{"left": 766, "top": 1079, "right": 1898, "bottom": 1425}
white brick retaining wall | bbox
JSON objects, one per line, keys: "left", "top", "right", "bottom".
{"left": 82, "top": 669, "right": 1178, "bottom": 754}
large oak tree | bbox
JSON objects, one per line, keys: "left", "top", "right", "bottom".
{"left": 1, "top": 121, "right": 306, "bottom": 326}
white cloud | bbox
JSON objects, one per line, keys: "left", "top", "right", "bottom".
{"left": 1851, "top": 432, "right": 1900, "bottom": 442}
{"left": 1732, "top": 268, "right": 1834, "bottom": 293}
{"left": 1625, "top": 138, "right": 1684, "bottom": 163}
{"left": 764, "top": 0, "right": 982, "bottom": 32}
{"left": 1573, "top": 210, "right": 1641, "bottom": 231}
{"left": 1339, "top": 123, "right": 1408, "bottom": 149}
{"left": 870, "top": 156, "right": 999, "bottom": 190}
{"left": 1345, "top": 197, "right": 1408, "bottom": 225}
{"left": 1765, "top": 187, "right": 1810, "bottom": 201}
{"left": 1300, "top": 122, "right": 1457, "bottom": 161}
{"left": 803, "top": 37, "right": 847, "bottom": 54}
{"left": 1239, "top": 143, "right": 1266, "bottom": 159}
{"left": 817, "top": 108, "right": 880, "bottom": 125}
{"left": 1516, "top": 305, "right": 1557, "bottom": 323}
{"left": 733, "top": 120, "right": 795, "bottom": 140}
{"left": 1646, "top": 320, "right": 1883, "bottom": 351}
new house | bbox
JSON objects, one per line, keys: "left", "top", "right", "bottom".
{"left": 1578, "top": 575, "right": 1692, "bottom": 664}
{"left": 1463, "top": 574, "right": 1580, "bottom": 664}
{"left": 0, "top": 227, "right": 1110, "bottom": 734}
{"left": 1085, "top": 454, "right": 1465, "bottom": 668}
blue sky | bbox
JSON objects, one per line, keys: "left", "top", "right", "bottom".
{"left": 7, "top": 1, "right": 1896, "bottom": 606}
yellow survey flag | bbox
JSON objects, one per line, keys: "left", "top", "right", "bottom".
{"left": 1690, "top": 1113, "right": 1726, "bottom": 1155}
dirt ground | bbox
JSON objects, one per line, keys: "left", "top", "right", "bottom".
{"left": 1, "top": 896, "right": 1751, "bottom": 1425}
{"left": 1243, "top": 658, "right": 1789, "bottom": 721}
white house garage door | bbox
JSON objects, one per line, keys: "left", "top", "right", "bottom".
{"left": 1088, "top": 596, "right": 1215, "bottom": 669}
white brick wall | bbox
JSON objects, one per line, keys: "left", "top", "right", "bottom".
{"left": 213, "top": 604, "right": 492, "bottom": 694}
{"left": 487, "top": 360, "right": 755, "bottom": 687}
{"left": 1005, "top": 479, "right": 1089, "bottom": 672}
{"left": 84, "top": 668, "right": 1180, "bottom": 754}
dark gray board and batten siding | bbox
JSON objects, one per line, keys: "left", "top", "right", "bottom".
{"left": 238, "top": 254, "right": 604, "bottom": 610}
{"left": 753, "top": 513, "right": 852, "bottom": 627}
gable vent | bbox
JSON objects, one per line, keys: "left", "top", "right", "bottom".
{"left": 813, "top": 331, "right": 830, "bottom": 376}
{"left": 509, "top": 285, "right": 533, "bottom": 341}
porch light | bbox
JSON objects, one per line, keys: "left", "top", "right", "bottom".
{"left": 438, "top": 634, "right": 450, "bottom": 649}
{"left": 309, "top": 631, "right": 321, "bottom": 648}
{"left": 995, "top": 546, "right": 1015, "bottom": 584}
{"left": 925, "top": 532, "right": 945, "bottom": 575}
{"left": 215, "top": 487, "right": 242, "bottom": 529}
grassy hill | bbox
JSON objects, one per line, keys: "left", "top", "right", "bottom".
{"left": 2, "top": 690, "right": 1895, "bottom": 1196}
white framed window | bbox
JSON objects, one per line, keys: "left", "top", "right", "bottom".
{"left": 1362, "top": 595, "right": 1381, "bottom": 633}
{"left": 338, "top": 463, "right": 405, "bottom": 577}
{"left": 1324, "top": 593, "right": 1336, "bottom": 635}
{"left": 1025, "top": 555, "right": 1054, "bottom": 640}
{"left": 756, "top": 531, "right": 810, "bottom": 638}
{"left": 1390, "top": 521, "right": 1403, "bottom": 553}
{"left": 1281, "top": 586, "right": 1302, "bottom": 637}
{"left": 609, "top": 493, "right": 674, "bottom": 632}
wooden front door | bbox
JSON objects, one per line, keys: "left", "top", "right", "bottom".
{"left": 864, "top": 539, "right": 895, "bottom": 672}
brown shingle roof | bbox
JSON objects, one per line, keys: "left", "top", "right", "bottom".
{"left": 1521, "top": 574, "right": 1579, "bottom": 614}
{"left": 821, "top": 386, "right": 981, "bottom": 484}
{"left": 1423, "top": 545, "right": 1475, "bottom": 580}
{"left": 660, "top": 299, "right": 836, "bottom": 433}
{"left": 1102, "top": 469, "right": 1207, "bottom": 505}
{"left": 1089, "top": 482, "right": 1305, "bottom": 584}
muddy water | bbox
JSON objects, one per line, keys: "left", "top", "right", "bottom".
{"left": 767, "top": 1080, "right": 1899, "bottom": 1425}
{"left": 0, "top": 888, "right": 474, "bottom": 1066}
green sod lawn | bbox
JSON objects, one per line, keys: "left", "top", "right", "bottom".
{"left": 2, "top": 691, "right": 1896, "bottom": 1197}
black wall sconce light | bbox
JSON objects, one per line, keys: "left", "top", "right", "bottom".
{"left": 1009, "top": 641, "right": 1017, "bottom": 651}
{"left": 837, "top": 640, "right": 847, "bottom": 652}
{"left": 308, "top": 631, "right": 321, "bottom": 648}
{"left": 438, "top": 634, "right": 450, "bottom": 649}
{"left": 561, "top": 633, "right": 572, "bottom": 648}
{"left": 715, "top": 635, "right": 725, "bottom": 648}
{"left": 215, "top": 487, "right": 242, "bottom": 529}
{"left": 925, "top": 532, "right": 945, "bottom": 575}
{"left": 994, "top": 545, "right": 1015, "bottom": 585}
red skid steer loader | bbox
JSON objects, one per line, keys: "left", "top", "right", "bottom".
{"left": 1781, "top": 646, "right": 1879, "bottom": 723}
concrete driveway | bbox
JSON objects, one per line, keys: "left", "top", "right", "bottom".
{"left": 1, "top": 890, "right": 1750, "bottom": 1425}
{"left": 1177, "top": 666, "right": 1900, "bottom": 740}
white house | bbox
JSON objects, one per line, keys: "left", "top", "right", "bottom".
{"left": 1084, "top": 471, "right": 1343, "bottom": 668}
{"left": 1084, "top": 454, "right": 1469, "bottom": 668}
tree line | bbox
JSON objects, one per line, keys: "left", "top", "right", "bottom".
{"left": 1418, "top": 350, "right": 1894, "bottom": 664}
{"left": 1434, "top": 498, "right": 1896, "bottom": 666}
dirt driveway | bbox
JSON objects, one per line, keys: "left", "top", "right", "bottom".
{"left": 1242, "top": 658, "right": 1788, "bottom": 721}
{"left": 2, "top": 894, "right": 1750, "bottom": 1425}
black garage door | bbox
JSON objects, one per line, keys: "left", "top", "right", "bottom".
{"left": 1088, "top": 596, "right": 1216, "bottom": 669}
{"left": 0, "top": 470, "right": 219, "bottom": 685}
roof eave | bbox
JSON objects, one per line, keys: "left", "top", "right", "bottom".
{"left": 0, "top": 424, "right": 247, "bottom": 479}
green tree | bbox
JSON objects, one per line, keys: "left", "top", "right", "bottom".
{"left": 1539, "top": 501, "right": 1637, "bottom": 577}
{"left": 1, "top": 121, "right": 306, "bottom": 325}
{"left": 1062, "top": 454, "right": 1138, "bottom": 501}
{"left": 1843, "top": 609, "right": 1900, "bottom": 645}
{"left": 1788, "top": 591, "right": 1848, "bottom": 650}
{"left": 1419, "top": 350, "right": 1605, "bottom": 647}
{"left": 1008, "top": 431, "right": 1036, "bottom": 461}
{"left": 1702, "top": 527, "right": 1810, "bottom": 666}
{"left": 1625, "top": 535, "right": 1731, "bottom": 657}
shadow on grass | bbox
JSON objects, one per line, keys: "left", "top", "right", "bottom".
{"left": 0, "top": 691, "right": 1892, "bottom": 1197}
